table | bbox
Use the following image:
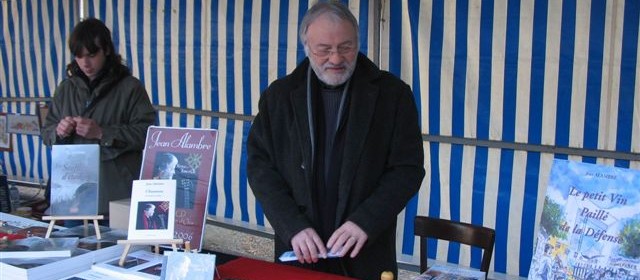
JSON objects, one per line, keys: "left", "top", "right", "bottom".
{"left": 214, "top": 257, "right": 357, "bottom": 280}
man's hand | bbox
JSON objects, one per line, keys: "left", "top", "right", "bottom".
{"left": 56, "top": 116, "right": 76, "bottom": 138}
{"left": 72, "top": 117, "right": 103, "bottom": 140}
{"left": 327, "top": 221, "right": 368, "bottom": 258}
{"left": 291, "top": 227, "right": 327, "bottom": 264}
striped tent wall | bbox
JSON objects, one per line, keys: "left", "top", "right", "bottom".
{"left": 1, "top": 0, "right": 639, "bottom": 277}
{"left": 0, "top": 0, "right": 77, "bottom": 185}
{"left": 381, "top": 1, "right": 640, "bottom": 276}
{"left": 383, "top": 0, "right": 640, "bottom": 277}
{"left": 80, "top": 0, "right": 377, "bottom": 229}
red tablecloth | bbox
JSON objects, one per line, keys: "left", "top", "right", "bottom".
{"left": 215, "top": 257, "right": 357, "bottom": 280}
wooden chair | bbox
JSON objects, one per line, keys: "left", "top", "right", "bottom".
{"left": 414, "top": 216, "right": 496, "bottom": 276}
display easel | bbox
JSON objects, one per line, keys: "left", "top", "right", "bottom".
{"left": 42, "top": 215, "right": 104, "bottom": 239}
{"left": 116, "top": 239, "right": 185, "bottom": 266}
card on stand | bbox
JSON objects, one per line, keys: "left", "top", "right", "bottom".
{"left": 127, "top": 180, "right": 177, "bottom": 240}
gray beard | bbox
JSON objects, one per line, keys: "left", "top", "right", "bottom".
{"left": 309, "top": 59, "right": 356, "bottom": 86}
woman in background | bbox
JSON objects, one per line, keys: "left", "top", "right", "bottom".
{"left": 42, "top": 18, "right": 156, "bottom": 223}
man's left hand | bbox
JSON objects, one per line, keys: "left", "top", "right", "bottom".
{"left": 327, "top": 221, "right": 368, "bottom": 258}
{"left": 72, "top": 117, "right": 103, "bottom": 140}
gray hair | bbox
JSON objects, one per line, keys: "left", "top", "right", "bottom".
{"left": 299, "top": 1, "right": 360, "bottom": 49}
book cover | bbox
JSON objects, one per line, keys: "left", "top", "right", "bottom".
{"left": 0, "top": 237, "right": 78, "bottom": 259}
{"left": 1, "top": 212, "right": 62, "bottom": 240}
{"left": 528, "top": 159, "right": 640, "bottom": 280}
{"left": 127, "top": 180, "right": 177, "bottom": 240}
{"left": 61, "top": 269, "right": 116, "bottom": 280}
{"left": 0, "top": 212, "right": 62, "bottom": 230}
{"left": 91, "top": 250, "right": 163, "bottom": 280}
{"left": 160, "top": 251, "right": 216, "bottom": 280}
{"left": 139, "top": 126, "right": 218, "bottom": 250}
{"left": 49, "top": 144, "right": 100, "bottom": 216}
{"left": 416, "top": 264, "right": 486, "bottom": 280}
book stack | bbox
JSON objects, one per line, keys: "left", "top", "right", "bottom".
{"left": 0, "top": 212, "right": 136, "bottom": 280}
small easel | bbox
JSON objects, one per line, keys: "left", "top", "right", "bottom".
{"left": 42, "top": 215, "right": 104, "bottom": 239}
{"left": 116, "top": 239, "right": 187, "bottom": 266}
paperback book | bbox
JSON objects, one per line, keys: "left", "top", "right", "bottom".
{"left": 528, "top": 159, "right": 640, "bottom": 280}
{"left": 0, "top": 213, "right": 136, "bottom": 280}
{"left": 49, "top": 144, "right": 100, "bottom": 216}
{"left": 127, "top": 180, "right": 177, "bottom": 240}
{"left": 139, "top": 126, "right": 218, "bottom": 250}
{"left": 160, "top": 251, "right": 216, "bottom": 280}
{"left": 0, "top": 237, "right": 78, "bottom": 259}
{"left": 61, "top": 269, "right": 115, "bottom": 280}
{"left": 92, "top": 250, "right": 164, "bottom": 280}
{"left": 0, "top": 239, "right": 131, "bottom": 280}
{"left": 75, "top": 229, "right": 128, "bottom": 252}
{"left": 415, "top": 264, "right": 486, "bottom": 280}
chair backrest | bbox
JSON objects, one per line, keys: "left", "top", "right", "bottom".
{"left": 414, "top": 216, "right": 496, "bottom": 275}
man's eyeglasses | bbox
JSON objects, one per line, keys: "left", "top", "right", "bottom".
{"left": 309, "top": 45, "right": 355, "bottom": 58}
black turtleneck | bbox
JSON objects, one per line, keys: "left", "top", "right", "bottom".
{"left": 314, "top": 81, "right": 349, "bottom": 241}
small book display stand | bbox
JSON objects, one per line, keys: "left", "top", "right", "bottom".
{"left": 42, "top": 215, "right": 104, "bottom": 239}
{"left": 116, "top": 239, "right": 187, "bottom": 266}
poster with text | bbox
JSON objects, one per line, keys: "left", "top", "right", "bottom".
{"left": 139, "top": 126, "right": 218, "bottom": 250}
{"left": 528, "top": 159, "right": 639, "bottom": 280}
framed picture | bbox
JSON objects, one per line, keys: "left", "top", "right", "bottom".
{"left": 7, "top": 113, "right": 41, "bottom": 135}
{"left": 0, "top": 113, "right": 11, "bottom": 151}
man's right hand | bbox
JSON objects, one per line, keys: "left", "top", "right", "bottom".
{"left": 56, "top": 116, "right": 77, "bottom": 138}
{"left": 291, "top": 227, "right": 327, "bottom": 264}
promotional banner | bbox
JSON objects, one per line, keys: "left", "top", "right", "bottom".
{"left": 528, "top": 159, "right": 640, "bottom": 279}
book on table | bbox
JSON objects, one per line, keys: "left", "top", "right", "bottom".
{"left": 0, "top": 213, "right": 140, "bottom": 280}
{"left": 0, "top": 212, "right": 63, "bottom": 239}
{"left": 49, "top": 224, "right": 112, "bottom": 239}
{"left": 160, "top": 251, "right": 217, "bottom": 280}
{"left": 49, "top": 144, "right": 100, "bottom": 216}
{"left": 0, "top": 237, "right": 132, "bottom": 280}
{"left": 60, "top": 269, "right": 115, "bottom": 280}
{"left": 415, "top": 264, "right": 486, "bottom": 280}
{"left": 75, "top": 229, "right": 128, "bottom": 252}
{"left": 91, "top": 250, "right": 164, "bottom": 280}
{"left": 527, "top": 159, "right": 640, "bottom": 280}
{"left": 138, "top": 126, "right": 218, "bottom": 250}
{"left": 0, "top": 237, "right": 78, "bottom": 259}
